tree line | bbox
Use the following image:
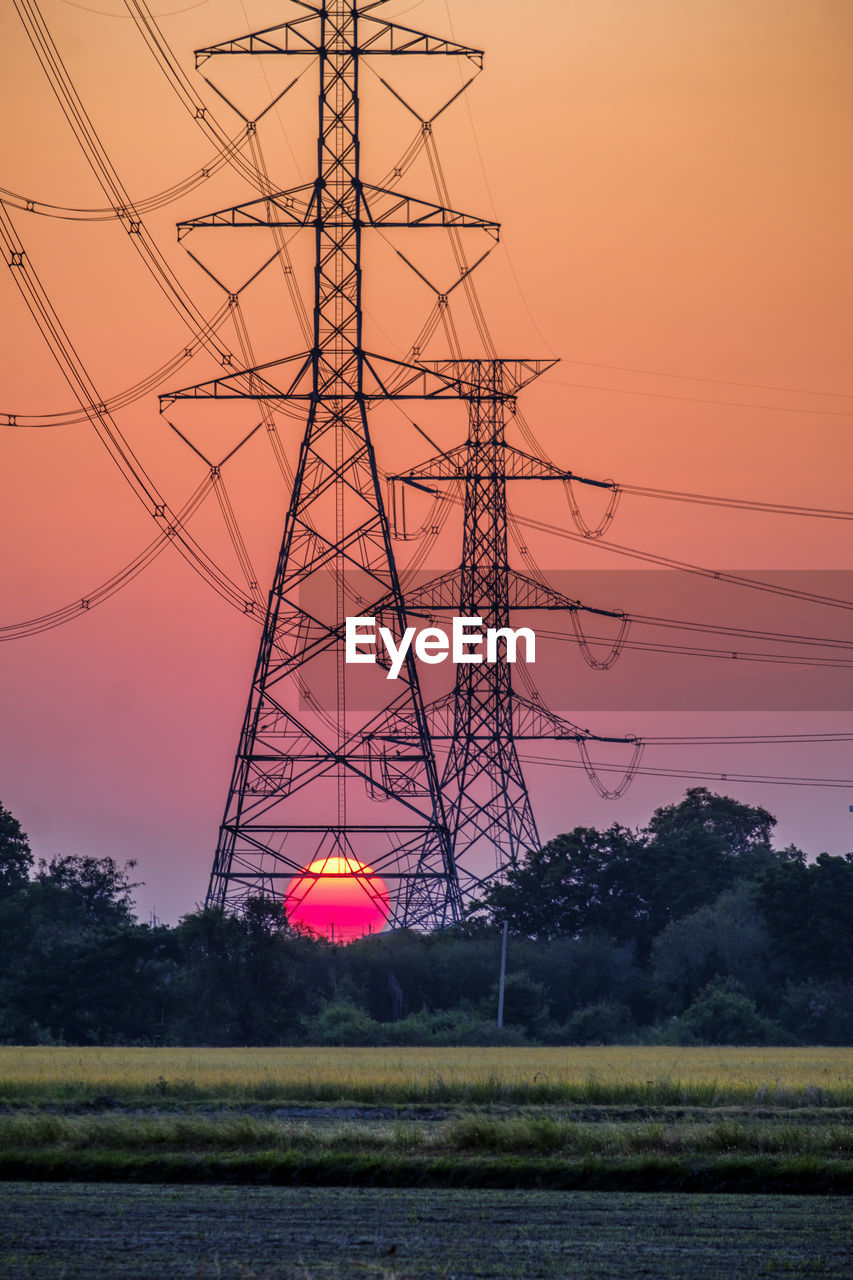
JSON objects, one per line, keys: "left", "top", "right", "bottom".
{"left": 0, "top": 789, "right": 851, "bottom": 1046}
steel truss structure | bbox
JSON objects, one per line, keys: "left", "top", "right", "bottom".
{"left": 163, "top": 0, "right": 638, "bottom": 926}
{"left": 163, "top": 0, "right": 510, "bottom": 928}
{"left": 386, "top": 360, "right": 639, "bottom": 895}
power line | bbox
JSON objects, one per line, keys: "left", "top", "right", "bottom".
{"left": 1, "top": 298, "right": 235, "bottom": 428}
{"left": 557, "top": 357, "right": 853, "bottom": 402}
{"left": 1, "top": 201, "right": 249, "bottom": 613}
{"left": 549, "top": 375, "right": 853, "bottom": 418}
{"left": 641, "top": 732, "right": 853, "bottom": 746}
{"left": 0, "top": 474, "right": 218, "bottom": 640}
{"left": 537, "top": 627, "right": 853, "bottom": 669}
{"left": 518, "top": 754, "right": 853, "bottom": 790}
{"left": 0, "top": 125, "right": 251, "bottom": 220}
{"left": 9, "top": 0, "right": 850, "bottom": 857}
{"left": 62, "top": 0, "right": 213, "bottom": 15}
{"left": 630, "top": 610, "right": 853, "bottom": 653}
{"left": 428, "top": 488, "right": 853, "bottom": 644}
{"left": 570, "top": 474, "right": 853, "bottom": 523}
{"left": 509, "top": 511, "right": 853, "bottom": 614}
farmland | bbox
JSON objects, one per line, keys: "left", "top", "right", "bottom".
{"left": 1, "top": 1047, "right": 850, "bottom": 1277}
{"left": 0, "top": 1184, "right": 850, "bottom": 1279}
{"left": 1, "top": 1045, "right": 850, "bottom": 1106}
{"left": 0, "top": 1046, "right": 850, "bottom": 1192}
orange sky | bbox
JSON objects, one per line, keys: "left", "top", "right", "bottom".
{"left": 1, "top": 0, "right": 852, "bottom": 921}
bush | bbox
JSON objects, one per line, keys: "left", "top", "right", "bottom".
{"left": 489, "top": 969, "right": 548, "bottom": 1036}
{"left": 386, "top": 1009, "right": 528, "bottom": 1047}
{"left": 667, "top": 980, "right": 786, "bottom": 1045}
{"left": 778, "top": 980, "right": 853, "bottom": 1045}
{"left": 555, "top": 1001, "right": 635, "bottom": 1045}
{"left": 301, "top": 1001, "right": 379, "bottom": 1046}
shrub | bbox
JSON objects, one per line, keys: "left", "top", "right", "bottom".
{"left": 301, "top": 1001, "right": 379, "bottom": 1046}
{"left": 556, "top": 1001, "right": 635, "bottom": 1045}
{"left": 668, "top": 980, "right": 785, "bottom": 1045}
{"left": 778, "top": 980, "right": 853, "bottom": 1045}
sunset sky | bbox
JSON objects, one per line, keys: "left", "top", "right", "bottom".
{"left": 1, "top": 0, "right": 851, "bottom": 923}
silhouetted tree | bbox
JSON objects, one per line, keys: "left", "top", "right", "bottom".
{"left": 0, "top": 851, "right": 167, "bottom": 1043}
{"left": 0, "top": 792, "right": 850, "bottom": 1046}
{"left": 168, "top": 901, "right": 335, "bottom": 1044}
{"left": 0, "top": 801, "right": 32, "bottom": 898}
{"left": 758, "top": 850, "right": 853, "bottom": 983}
{"left": 650, "top": 880, "right": 776, "bottom": 1015}
{"left": 481, "top": 824, "right": 644, "bottom": 941}
{"left": 642, "top": 788, "right": 777, "bottom": 938}
{"left": 481, "top": 790, "right": 782, "bottom": 959}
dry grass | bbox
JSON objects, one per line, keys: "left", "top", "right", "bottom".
{"left": 0, "top": 1045, "right": 851, "bottom": 1106}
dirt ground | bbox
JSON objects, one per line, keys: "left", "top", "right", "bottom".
{"left": 0, "top": 1183, "right": 850, "bottom": 1279}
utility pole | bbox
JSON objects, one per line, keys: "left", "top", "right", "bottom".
{"left": 497, "top": 919, "right": 508, "bottom": 1028}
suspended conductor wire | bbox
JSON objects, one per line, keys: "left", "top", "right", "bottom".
{"left": 2, "top": 40, "right": 482, "bottom": 640}
{"left": 549, "top": 375, "right": 853, "bottom": 418}
{"left": 563, "top": 476, "right": 622, "bottom": 538}
{"left": 62, "top": 0, "right": 214, "bottom": 15}
{"left": 641, "top": 732, "right": 853, "bottom": 746}
{"left": 10, "top": 0, "right": 848, "bottom": 735}
{"left": 0, "top": 123, "right": 251, "bottom": 220}
{"left": 124, "top": 0, "right": 294, "bottom": 197}
{"left": 422, "top": 58, "right": 852, "bottom": 418}
{"left": 9, "top": 0, "right": 315, "bottom": 613}
{"left": 558, "top": 356, "right": 853, "bottom": 402}
{"left": 244, "top": 128, "right": 312, "bottom": 346}
{"left": 514, "top": 515, "right": 853, "bottom": 614}
{"left": 341, "top": 75, "right": 853, "bottom": 672}
{"left": 1, "top": 202, "right": 248, "bottom": 613}
{"left": 600, "top": 480, "right": 853, "bottom": 523}
{"left": 577, "top": 737, "right": 644, "bottom": 799}
{"left": 518, "top": 754, "right": 853, "bottom": 791}
{"left": 1, "top": 297, "right": 235, "bottom": 428}
{"left": 14, "top": 0, "right": 238, "bottom": 362}
{"left": 387, "top": 442, "right": 853, "bottom": 529}
{"left": 536, "top": 626, "right": 853, "bottom": 669}
{"left": 424, "top": 489, "right": 853, "bottom": 652}
{"left": 0, "top": 472, "right": 217, "bottom": 640}
{"left": 16, "top": 0, "right": 311, "bottom": 389}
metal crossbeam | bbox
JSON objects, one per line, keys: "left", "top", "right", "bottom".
{"left": 177, "top": 183, "right": 499, "bottom": 234}
{"left": 195, "top": 10, "right": 483, "bottom": 67}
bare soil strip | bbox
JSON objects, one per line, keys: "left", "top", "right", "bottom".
{"left": 0, "top": 1184, "right": 850, "bottom": 1279}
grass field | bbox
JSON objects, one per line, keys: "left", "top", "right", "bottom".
{"left": 1, "top": 1045, "right": 850, "bottom": 1106}
{"left": 1, "top": 1050, "right": 850, "bottom": 1275}
{"left": 1, "top": 1046, "right": 851, "bottom": 1192}
{"left": 0, "top": 1184, "right": 850, "bottom": 1278}
{"left": 0, "top": 1108, "right": 851, "bottom": 1192}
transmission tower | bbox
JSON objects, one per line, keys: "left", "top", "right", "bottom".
{"left": 161, "top": 0, "right": 503, "bottom": 928}
{"left": 387, "top": 361, "right": 642, "bottom": 896}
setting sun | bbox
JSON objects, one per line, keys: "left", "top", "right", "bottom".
{"left": 285, "top": 857, "right": 390, "bottom": 943}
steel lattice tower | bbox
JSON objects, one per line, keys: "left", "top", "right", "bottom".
{"left": 438, "top": 368, "right": 541, "bottom": 884}
{"left": 388, "top": 362, "right": 640, "bottom": 896}
{"left": 161, "top": 1, "right": 502, "bottom": 928}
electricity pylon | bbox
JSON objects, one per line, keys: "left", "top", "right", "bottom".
{"left": 161, "top": 0, "right": 502, "bottom": 927}
{"left": 387, "top": 361, "right": 641, "bottom": 896}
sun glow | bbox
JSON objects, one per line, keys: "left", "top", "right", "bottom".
{"left": 285, "top": 857, "right": 390, "bottom": 942}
